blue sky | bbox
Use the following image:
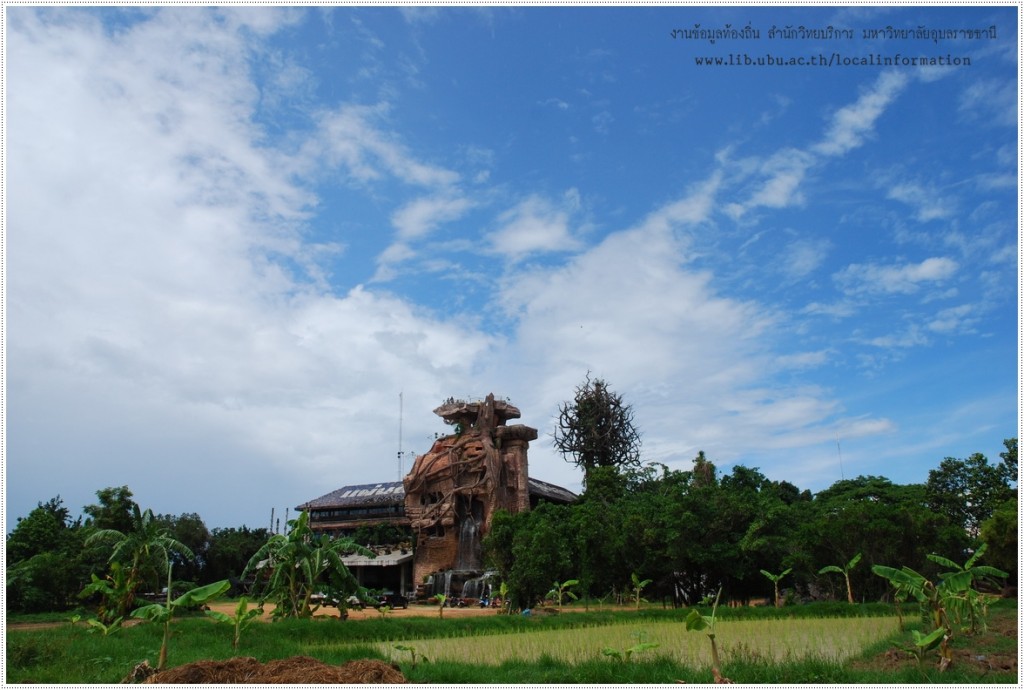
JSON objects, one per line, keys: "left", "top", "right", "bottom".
{"left": 6, "top": 4, "right": 1018, "bottom": 529}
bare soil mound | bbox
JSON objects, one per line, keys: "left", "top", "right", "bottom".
{"left": 144, "top": 656, "right": 406, "bottom": 684}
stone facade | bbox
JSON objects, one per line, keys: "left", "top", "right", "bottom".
{"left": 402, "top": 393, "right": 538, "bottom": 586}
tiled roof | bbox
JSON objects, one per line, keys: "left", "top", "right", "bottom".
{"left": 296, "top": 478, "right": 577, "bottom": 511}
{"left": 527, "top": 477, "right": 580, "bottom": 504}
{"left": 297, "top": 481, "right": 405, "bottom": 510}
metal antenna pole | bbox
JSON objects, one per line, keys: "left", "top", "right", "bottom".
{"left": 398, "top": 391, "right": 404, "bottom": 481}
{"left": 836, "top": 431, "right": 846, "bottom": 480}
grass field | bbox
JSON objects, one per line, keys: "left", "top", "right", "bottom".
{"left": 5, "top": 599, "right": 1017, "bottom": 684}
{"left": 355, "top": 616, "right": 900, "bottom": 666}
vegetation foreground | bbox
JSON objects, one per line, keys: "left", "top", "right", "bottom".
{"left": 6, "top": 599, "right": 1016, "bottom": 684}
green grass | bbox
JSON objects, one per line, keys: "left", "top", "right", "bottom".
{"left": 6, "top": 600, "right": 1017, "bottom": 684}
{"left": 357, "top": 616, "right": 900, "bottom": 666}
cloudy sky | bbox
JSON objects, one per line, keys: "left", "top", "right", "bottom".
{"left": 6, "top": 5, "right": 1017, "bottom": 529}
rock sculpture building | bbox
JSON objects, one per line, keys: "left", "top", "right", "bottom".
{"left": 296, "top": 394, "right": 576, "bottom": 598}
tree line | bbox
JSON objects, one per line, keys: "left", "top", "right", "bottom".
{"left": 6, "top": 377, "right": 1017, "bottom": 615}
{"left": 483, "top": 377, "right": 1017, "bottom": 610}
{"left": 6, "top": 486, "right": 270, "bottom": 613}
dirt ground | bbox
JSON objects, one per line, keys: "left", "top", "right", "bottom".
{"left": 132, "top": 657, "right": 407, "bottom": 683}
{"left": 204, "top": 600, "right": 539, "bottom": 621}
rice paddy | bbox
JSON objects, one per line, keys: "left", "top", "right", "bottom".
{"left": 368, "top": 615, "right": 901, "bottom": 667}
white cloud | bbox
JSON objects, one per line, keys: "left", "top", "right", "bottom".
{"left": 802, "top": 301, "right": 859, "bottom": 318}
{"left": 391, "top": 195, "right": 474, "bottom": 240}
{"left": 315, "top": 103, "right": 459, "bottom": 188}
{"left": 725, "top": 72, "right": 907, "bottom": 219}
{"left": 745, "top": 148, "right": 814, "bottom": 210}
{"left": 488, "top": 180, "right": 875, "bottom": 481}
{"left": 927, "top": 304, "right": 978, "bottom": 334}
{"left": 887, "top": 183, "right": 955, "bottom": 221}
{"left": 835, "top": 257, "right": 959, "bottom": 295}
{"left": 958, "top": 78, "right": 1016, "bottom": 127}
{"left": 813, "top": 71, "right": 909, "bottom": 156}
{"left": 6, "top": 7, "right": 483, "bottom": 527}
{"left": 779, "top": 239, "right": 831, "bottom": 281}
{"left": 487, "top": 193, "right": 583, "bottom": 261}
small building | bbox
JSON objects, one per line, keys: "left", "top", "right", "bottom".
{"left": 296, "top": 394, "right": 577, "bottom": 598}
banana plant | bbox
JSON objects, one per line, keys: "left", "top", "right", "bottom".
{"left": 871, "top": 564, "right": 953, "bottom": 671}
{"left": 601, "top": 641, "right": 660, "bottom": 662}
{"left": 433, "top": 593, "right": 446, "bottom": 619}
{"left": 630, "top": 572, "right": 653, "bottom": 611}
{"left": 84, "top": 616, "right": 123, "bottom": 636}
{"left": 759, "top": 567, "right": 792, "bottom": 608}
{"left": 818, "top": 553, "right": 862, "bottom": 604}
{"left": 394, "top": 644, "right": 428, "bottom": 669}
{"left": 205, "top": 596, "right": 262, "bottom": 650}
{"left": 546, "top": 579, "right": 579, "bottom": 613}
{"left": 132, "top": 566, "right": 230, "bottom": 670}
{"left": 497, "top": 581, "right": 511, "bottom": 615}
{"left": 685, "top": 586, "right": 731, "bottom": 683}
{"left": 909, "top": 627, "right": 946, "bottom": 672}
{"left": 242, "top": 511, "right": 372, "bottom": 619}
{"left": 926, "top": 543, "right": 1007, "bottom": 633}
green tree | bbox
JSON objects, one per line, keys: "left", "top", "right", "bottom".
{"left": 554, "top": 374, "right": 641, "bottom": 493}
{"left": 6, "top": 497, "right": 93, "bottom": 612}
{"left": 205, "top": 526, "right": 271, "bottom": 585}
{"left": 998, "top": 437, "right": 1017, "bottom": 486}
{"left": 83, "top": 486, "right": 136, "bottom": 533}
{"left": 978, "top": 499, "right": 1017, "bottom": 582}
{"left": 7, "top": 500, "right": 67, "bottom": 565}
{"left": 803, "top": 476, "right": 966, "bottom": 601}
{"left": 926, "top": 452, "right": 1013, "bottom": 537}
{"left": 242, "top": 511, "right": 370, "bottom": 619}
{"left": 154, "top": 512, "right": 210, "bottom": 585}
{"left": 483, "top": 503, "right": 574, "bottom": 610}
{"left": 350, "top": 523, "right": 413, "bottom": 548}
{"left": 84, "top": 504, "right": 194, "bottom": 621}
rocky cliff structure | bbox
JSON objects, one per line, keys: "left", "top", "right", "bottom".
{"left": 298, "top": 394, "right": 575, "bottom": 598}
{"left": 403, "top": 393, "right": 539, "bottom": 587}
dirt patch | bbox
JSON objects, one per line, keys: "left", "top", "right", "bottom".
{"left": 850, "top": 607, "right": 1018, "bottom": 677}
{"left": 142, "top": 656, "right": 406, "bottom": 684}
{"left": 203, "top": 600, "right": 520, "bottom": 622}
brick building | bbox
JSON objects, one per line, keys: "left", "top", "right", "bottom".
{"left": 296, "top": 394, "right": 576, "bottom": 598}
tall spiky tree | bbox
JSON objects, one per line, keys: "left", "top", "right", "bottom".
{"left": 554, "top": 374, "right": 641, "bottom": 496}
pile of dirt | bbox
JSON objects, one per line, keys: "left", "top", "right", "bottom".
{"left": 141, "top": 656, "right": 406, "bottom": 684}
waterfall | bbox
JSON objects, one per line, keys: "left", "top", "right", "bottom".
{"left": 461, "top": 570, "right": 496, "bottom": 600}
{"left": 455, "top": 513, "right": 482, "bottom": 571}
{"left": 455, "top": 496, "right": 484, "bottom": 572}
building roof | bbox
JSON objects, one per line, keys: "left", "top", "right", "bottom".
{"left": 297, "top": 482, "right": 405, "bottom": 511}
{"left": 296, "top": 478, "right": 576, "bottom": 512}
{"left": 527, "top": 477, "right": 580, "bottom": 504}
